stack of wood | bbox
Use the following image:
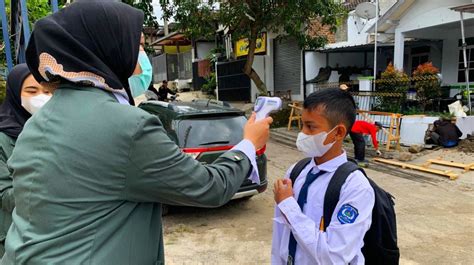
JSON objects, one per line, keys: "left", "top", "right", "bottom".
{"left": 374, "top": 157, "right": 474, "bottom": 180}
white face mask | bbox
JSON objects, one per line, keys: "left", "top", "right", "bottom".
{"left": 296, "top": 127, "right": 337, "bottom": 158}
{"left": 21, "top": 94, "right": 52, "bottom": 114}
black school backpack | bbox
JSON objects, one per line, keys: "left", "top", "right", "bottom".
{"left": 290, "top": 158, "right": 400, "bottom": 265}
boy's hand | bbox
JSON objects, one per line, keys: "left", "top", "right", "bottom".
{"left": 273, "top": 179, "right": 293, "bottom": 204}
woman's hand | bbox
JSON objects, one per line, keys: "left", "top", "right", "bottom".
{"left": 243, "top": 112, "right": 273, "bottom": 150}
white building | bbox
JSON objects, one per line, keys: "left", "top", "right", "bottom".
{"left": 304, "top": 0, "right": 474, "bottom": 98}
{"left": 370, "top": 0, "right": 474, "bottom": 92}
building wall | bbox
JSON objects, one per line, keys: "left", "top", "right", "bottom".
{"left": 250, "top": 33, "right": 275, "bottom": 102}
{"left": 195, "top": 42, "right": 215, "bottom": 60}
{"left": 391, "top": 0, "right": 474, "bottom": 85}
{"left": 441, "top": 27, "right": 474, "bottom": 86}
{"left": 309, "top": 19, "right": 336, "bottom": 43}
{"left": 251, "top": 56, "right": 265, "bottom": 102}
{"left": 396, "top": 0, "right": 474, "bottom": 33}
{"left": 305, "top": 52, "right": 326, "bottom": 81}
{"left": 265, "top": 37, "right": 275, "bottom": 96}
{"left": 347, "top": 14, "right": 371, "bottom": 45}
{"left": 379, "top": 0, "right": 398, "bottom": 14}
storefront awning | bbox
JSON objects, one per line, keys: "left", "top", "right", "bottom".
{"left": 151, "top": 32, "right": 191, "bottom": 46}
{"left": 317, "top": 42, "right": 393, "bottom": 53}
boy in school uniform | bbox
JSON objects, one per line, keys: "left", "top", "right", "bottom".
{"left": 272, "top": 89, "right": 375, "bottom": 265}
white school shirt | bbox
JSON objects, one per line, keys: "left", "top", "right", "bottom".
{"left": 271, "top": 152, "right": 375, "bottom": 265}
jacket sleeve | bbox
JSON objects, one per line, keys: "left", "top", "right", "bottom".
{"left": 123, "top": 115, "right": 253, "bottom": 207}
{"left": 271, "top": 165, "right": 296, "bottom": 265}
{"left": 369, "top": 126, "right": 379, "bottom": 149}
{"left": 277, "top": 171, "right": 374, "bottom": 264}
{"left": 0, "top": 147, "right": 14, "bottom": 213}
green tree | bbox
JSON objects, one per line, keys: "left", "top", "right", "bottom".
{"left": 123, "top": 0, "right": 158, "bottom": 28}
{"left": 412, "top": 62, "right": 441, "bottom": 111}
{"left": 28, "top": 0, "right": 53, "bottom": 25}
{"left": 376, "top": 62, "right": 410, "bottom": 113}
{"left": 1, "top": 0, "right": 67, "bottom": 67}
{"left": 160, "top": 0, "right": 345, "bottom": 95}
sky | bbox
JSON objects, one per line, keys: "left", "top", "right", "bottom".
{"left": 152, "top": 0, "right": 173, "bottom": 25}
{"left": 152, "top": 0, "right": 219, "bottom": 25}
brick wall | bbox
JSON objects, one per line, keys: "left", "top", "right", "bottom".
{"left": 308, "top": 19, "right": 336, "bottom": 44}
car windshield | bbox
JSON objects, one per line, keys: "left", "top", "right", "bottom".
{"left": 176, "top": 115, "right": 247, "bottom": 148}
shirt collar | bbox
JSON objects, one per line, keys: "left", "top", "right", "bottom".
{"left": 309, "top": 151, "right": 348, "bottom": 173}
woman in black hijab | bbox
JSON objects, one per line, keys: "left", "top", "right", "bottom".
{"left": 0, "top": 64, "right": 52, "bottom": 256}
{"left": 0, "top": 64, "right": 32, "bottom": 138}
{"left": 3, "top": 1, "right": 271, "bottom": 264}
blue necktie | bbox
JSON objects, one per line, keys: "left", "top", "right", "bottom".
{"left": 288, "top": 170, "right": 326, "bottom": 265}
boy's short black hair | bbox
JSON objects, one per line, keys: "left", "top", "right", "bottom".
{"left": 303, "top": 88, "right": 357, "bottom": 133}
{"left": 374, "top": 121, "right": 383, "bottom": 129}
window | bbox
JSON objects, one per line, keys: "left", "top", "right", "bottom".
{"left": 411, "top": 46, "right": 430, "bottom": 73}
{"left": 458, "top": 46, "right": 474, "bottom": 83}
{"left": 175, "top": 116, "right": 247, "bottom": 148}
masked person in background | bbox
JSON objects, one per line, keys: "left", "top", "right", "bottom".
{"left": 2, "top": 2, "right": 272, "bottom": 264}
{"left": 0, "top": 64, "right": 52, "bottom": 256}
{"left": 129, "top": 33, "right": 152, "bottom": 99}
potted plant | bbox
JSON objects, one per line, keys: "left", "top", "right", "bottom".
{"left": 202, "top": 72, "right": 217, "bottom": 96}
{"left": 412, "top": 62, "right": 441, "bottom": 111}
{"left": 376, "top": 63, "right": 409, "bottom": 112}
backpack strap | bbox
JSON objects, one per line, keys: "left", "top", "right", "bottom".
{"left": 323, "top": 161, "right": 368, "bottom": 231}
{"left": 289, "top": 158, "right": 313, "bottom": 184}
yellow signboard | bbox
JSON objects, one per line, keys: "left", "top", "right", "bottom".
{"left": 235, "top": 33, "right": 266, "bottom": 58}
{"left": 164, "top": 45, "right": 192, "bottom": 54}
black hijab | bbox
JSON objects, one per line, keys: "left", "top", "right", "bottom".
{"left": 0, "top": 64, "right": 32, "bottom": 139}
{"left": 25, "top": 0, "right": 144, "bottom": 105}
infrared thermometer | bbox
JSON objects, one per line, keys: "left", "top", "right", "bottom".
{"left": 254, "top": 97, "right": 282, "bottom": 121}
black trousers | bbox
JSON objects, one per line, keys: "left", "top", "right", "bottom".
{"left": 350, "top": 132, "right": 366, "bottom": 161}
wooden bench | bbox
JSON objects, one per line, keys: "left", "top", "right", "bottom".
{"left": 287, "top": 102, "right": 303, "bottom": 131}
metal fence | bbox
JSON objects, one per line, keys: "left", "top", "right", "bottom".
{"left": 309, "top": 75, "right": 456, "bottom": 113}
{"left": 152, "top": 54, "right": 167, "bottom": 82}
{"left": 151, "top": 51, "right": 192, "bottom": 82}
{"left": 216, "top": 59, "right": 251, "bottom": 102}
{"left": 350, "top": 91, "right": 404, "bottom": 112}
{"left": 177, "top": 51, "right": 192, "bottom": 80}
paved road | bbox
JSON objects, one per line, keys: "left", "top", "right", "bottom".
{"left": 163, "top": 140, "right": 474, "bottom": 265}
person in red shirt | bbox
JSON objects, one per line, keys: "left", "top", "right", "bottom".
{"left": 350, "top": 120, "right": 382, "bottom": 163}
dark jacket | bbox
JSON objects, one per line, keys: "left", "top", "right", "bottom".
{"left": 157, "top": 85, "right": 176, "bottom": 101}
{"left": 0, "top": 133, "right": 15, "bottom": 256}
{"left": 434, "top": 120, "right": 463, "bottom": 147}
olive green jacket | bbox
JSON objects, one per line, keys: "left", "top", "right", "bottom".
{"left": 0, "top": 132, "right": 15, "bottom": 256}
{"left": 1, "top": 86, "right": 253, "bottom": 265}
